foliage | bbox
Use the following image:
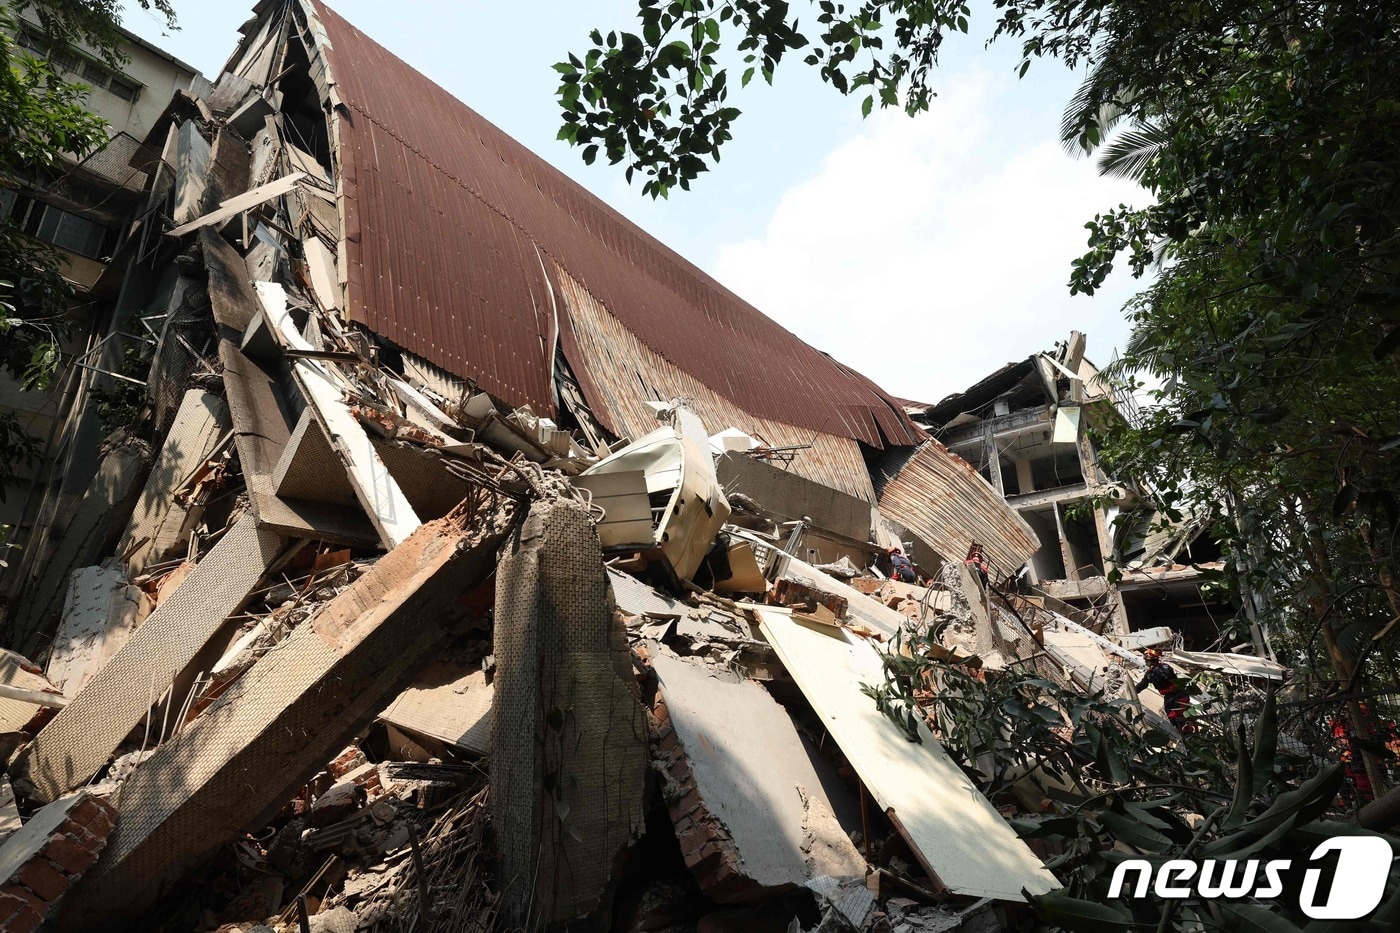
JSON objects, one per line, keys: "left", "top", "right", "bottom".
{"left": 868, "top": 634, "right": 1400, "bottom": 930}
{"left": 0, "top": 0, "right": 177, "bottom": 483}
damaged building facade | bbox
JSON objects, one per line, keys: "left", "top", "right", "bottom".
{"left": 907, "top": 333, "right": 1243, "bottom": 653}
{"left": 0, "top": 2, "right": 1284, "bottom": 932}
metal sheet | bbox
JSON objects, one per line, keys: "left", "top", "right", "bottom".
{"left": 877, "top": 441, "right": 1039, "bottom": 572}
{"left": 752, "top": 607, "right": 1058, "bottom": 902}
{"left": 559, "top": 265, "right": 881, "bottom": 503}
{"left": 311, "top": 1, "right": 918, "bottom": 451}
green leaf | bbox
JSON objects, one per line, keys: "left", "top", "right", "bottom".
{"left": 1218, "top": 903, "right": 1304, "bottom": 933}
{"left": 1250, "top": 691, "right": 1278, "bottom": 795}
{"left": 1100, "top": 811, "right": 1172, "bottom": 853}
{"left": 1030, "top": 894, "right": 1134, "bottom": 933}
{"left": 861, "top": 94, "right": 873, "bottom": 117}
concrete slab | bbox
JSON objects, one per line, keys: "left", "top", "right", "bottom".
{"left": 492, "top": 498, "right": 649, "bottom": 929}
{"left": 649, "top": 649, "right": 864, "bottom": 900}
{"left": 56, "top": 500, "right": 517, "bottom": 928}
{"left": 16, "top": 515, "right": 284, "bottom": 803}
{"left": 118, "top": 390, "right": 229, "bottom": 575}
{"left": 752, "top": 607, "right": 1058, "bottom": 902}
{"left": 47, "top": 566, "right": 148, "bottom": 697}
{"left": 379, "top": 665, "right": 491, "bottom": 755}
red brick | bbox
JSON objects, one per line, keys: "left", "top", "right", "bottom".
{"left": 41, "top": 836, "right": 97, "bottom": 875}
{"left": 673, "top": 789, "right": 702, "bottom": 818}
{"left": 0, "top": 892, "right": 26, "bottom": 925}
{"left": 17, "top": 860, "right": 67, "bottom": 903}
{"left": 70, "top": 798, "right": 116, "bottom": 838}
{"left": 3, "top": 906, "right": 44, "bottom": 933}
{"left": 55, "top": 820, "right": 97, "bottom": 848}
{"left": 0, "top": 887, "right": 44, "bottom": 917}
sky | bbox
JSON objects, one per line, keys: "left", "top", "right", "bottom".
{"left": 118, "top": 0, "right": 1149, "bottom": 405}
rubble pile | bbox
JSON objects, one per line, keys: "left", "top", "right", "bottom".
{"left": 0, "top": 2, "right": 1290, "bottom": 931}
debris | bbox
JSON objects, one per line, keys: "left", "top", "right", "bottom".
{"left": 491, "top": 497, "right": 649, "bottom": 928}
{"left": 46, "top": 566, "right": 149, "bottom": 698}
{"left": 577, "top": 405, "right": 732, "bottom": 582}
{"left": 14, "top": 515, "right": 284, "bottom": 803}
{"left": 52, "top": 498, "right": 516, "bottom": 927}
{"left": 648, "top": 647, "right": 864, "bottom": 902}
{"left": 751, "top": 606, "right": 1059, "bottom": 901}
{"left": 0, "top": 793, "right": 116, "bottom": 931}
{"left": 379, "top": 666, "right": 492, "bottom": 756}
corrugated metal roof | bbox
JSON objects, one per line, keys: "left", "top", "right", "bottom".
{"left": 877, "top": 441, "right": 1039, "bottom": 572}
{"left": 313, "top": 1, "right": 920, "bottom": 450}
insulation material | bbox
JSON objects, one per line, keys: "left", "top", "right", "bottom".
{"left": 46, "top": 565, "right": 149, "bottom": 697}
{"left": 751, "top": 607, "right": 1058, "bottom": 902}
{"left": 379, "top": 666, "right": 492, "bottom": 755}
{"left": 492, "top": 498, "right": 649, "bottom": 929}
{"left": 15, "top": 516, "right": 283, "bottom": 803}
{"left": 57, "top": 504, "right": 517, "bottom": 928}
{"left": 877, "top": 441, "right": 1039, "bottom": 572}
{"left": 118, "top": 390, "right": 229, "bottom": 575}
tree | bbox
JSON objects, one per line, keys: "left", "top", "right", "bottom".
{"left": 561, "top": 2, "right": 1400, "bottom": 927}
{"left": 0, "top": 0, "right": 176, "bottom": 498}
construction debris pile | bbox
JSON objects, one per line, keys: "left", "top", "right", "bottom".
{"left": 0, "top": 2, "right": 1289, "bottom": 932}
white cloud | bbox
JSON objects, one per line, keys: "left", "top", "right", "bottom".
{"left": 709, "top": 70, "right": 1148, "bottom": 404}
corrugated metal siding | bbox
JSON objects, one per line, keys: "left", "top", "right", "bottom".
{"left": 313, "top": 1, "right": 920, "bottom": 450}
{"left": 559, "top": 264, "right": 879, "bottom": 504}
{"left": 877, "top": 442, "right": 1039, "bottom": 571}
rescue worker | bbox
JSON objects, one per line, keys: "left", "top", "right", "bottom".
{"left": 964, "top": 543, "right": 990, "bottom": 588}
{"left": 888, "top": 547, "right": 917, "bottom": 583}
{"left": 1135, "top": 647, "right": 1197, "bottom": 735}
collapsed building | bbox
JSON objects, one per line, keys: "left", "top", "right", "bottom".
{"left": 0, "top": 2, "right": 1285, "bottom": 932}
{"left": 906, "top": 334, "right": 1250, "bottom": 653}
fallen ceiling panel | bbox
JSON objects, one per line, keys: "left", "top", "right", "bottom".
{"left": 751, "top": 606, "right": 1058, "bottom": 902}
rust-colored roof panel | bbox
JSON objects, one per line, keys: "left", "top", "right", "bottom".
{"left": 314, "top": 1, "right": 920, "bottom": 448}
{"left": 878, "top": 442, "right": 1039, "bottom": 571}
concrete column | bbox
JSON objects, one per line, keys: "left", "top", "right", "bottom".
{"left": 492, "top": 498, "right": 649, "bottom": 931}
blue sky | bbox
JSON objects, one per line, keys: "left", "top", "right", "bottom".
{"left": 119, "top": 0, "right": 1148, "bottom": 404}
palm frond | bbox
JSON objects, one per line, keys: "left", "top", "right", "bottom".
{"left": 1095, "top": 123, "right": 1169, "bottom": 180}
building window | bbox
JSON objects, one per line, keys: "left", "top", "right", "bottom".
{"left": 3, "top": 191, "right": 116, "bottom": 261}
{"left": 13, "top": 29, "right": 141, "bottom": 103}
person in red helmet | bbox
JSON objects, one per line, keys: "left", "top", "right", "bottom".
{"left": 1135, "top": 647, "right": 1197, "bottom": 735}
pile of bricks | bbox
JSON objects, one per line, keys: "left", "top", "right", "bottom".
{"left": 649, "top": 696, "right": 759, "bottom": 903}
{"left": 0, "top": 794, "right": 116, "bottom": 932}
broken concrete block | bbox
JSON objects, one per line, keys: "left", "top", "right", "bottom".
{"left": 0, "top": 652, "right": 61, "bottom": 735}
{"left": 117, "top": 390, "right": 230, "bottom": 575}
{"left": 751, "top": 607, "right": 1058, "bottom": 902}
{"left": 492, "top": 498, "right": 649, "bottom": 929}
{"left": 648, "top": 649, "right": 864, "bottom": 903}
{"left": 15, "top": 515, "right": 284, "bottom": 803}
{"left": 308, "top": 781, "right": 363, "bottom": 828}
{"left": 55, "top": 500, "right": 516, "bottom": 929}
{"left": 0, "top": 793, "right": 115, "bottom": 931}
{"left": 46, "top": 566, "right": 149, "bottom": 698}
{"left": 772, "top": 579, "right": 848, "bottom": 621}
{"left": 378, "top": 665, "right": 492, "bottom": 755}
{"left": 9, "top": 438, "right": 150, "bottom": 652}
